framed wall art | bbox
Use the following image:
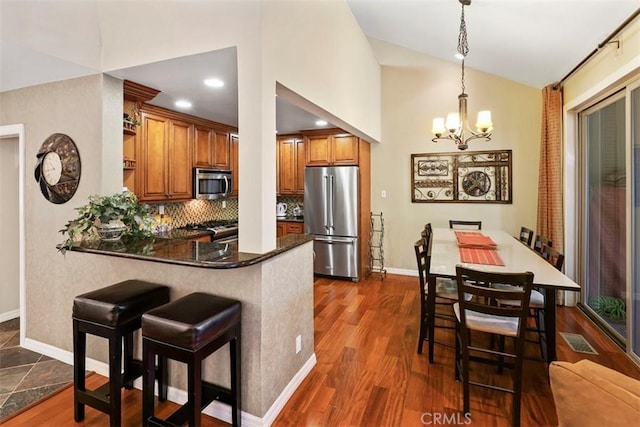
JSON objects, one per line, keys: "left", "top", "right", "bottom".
{"left": 411, "top": 150, "right": 512, "bottom": 203}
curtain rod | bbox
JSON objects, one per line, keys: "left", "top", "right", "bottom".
{"left": 553, "top": 7, "right": 640, "bottom": 90}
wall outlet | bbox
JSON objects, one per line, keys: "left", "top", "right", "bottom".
{"left": 295, "top": 335, "right": 302, "bottom": 354}
{"left": 158, "top": 205, "right": 165, "bottom": 215}
{"left": 222, "top": 200, "right": 227, "bottom": 208}
{"left": 381, "top": 190, "right": 387, "bottom": 198}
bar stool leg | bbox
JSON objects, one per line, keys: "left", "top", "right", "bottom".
{"left": 188, "top": 356, "right": 203, "bottom": 427}
{"left": 108, "top": 331, "right": 123, "bottom": 427}
{"left": 142, "top": 339, "right": 156, "bottom": 426}
{"left": 231, "top": 326, "right": 241, "bottom": 427}
{"left": 157, "top": 354, "right": 168, "bottom": 401}
{"left": 124, "top": 332, "right": 134, "bottom": 389}
{"left": 73, "top": 319, "right": 86, "bottom": 422}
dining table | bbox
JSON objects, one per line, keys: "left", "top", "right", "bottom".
{"left": 427, "top": 227, "right": 581, "bottom": 364}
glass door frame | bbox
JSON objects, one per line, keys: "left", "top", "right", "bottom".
{"left": 577, "top": 89, "right": 627, "bottom": 348}
{"left": 575, "top": 76, "right": 640, "bottom": 365}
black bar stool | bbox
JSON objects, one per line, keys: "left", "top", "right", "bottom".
{"left": 141, "top": 292, "right": 241, "bottom": 427}
{"left": 73, "top": 280, "right": 170, "bottom": 427}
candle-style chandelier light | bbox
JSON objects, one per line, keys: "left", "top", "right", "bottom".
{"left": 431, "top": 0, "right": 493, "bottom": 151}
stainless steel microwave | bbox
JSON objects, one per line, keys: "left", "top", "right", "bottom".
{"left": 193, "top": 168, "right": 233, "bottom": 200}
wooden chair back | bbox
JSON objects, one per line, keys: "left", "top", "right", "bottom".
{"left": 519, "top": 227, "right": 534, "bottom": 247}
{"left": 533, "top": 235, "right": 552, "bottom": 254}
{"left": 541, "top": 244, "right": 564, "bottom": 271}
{"left": 449, "top": 220, "right": 482, "bottom": 230}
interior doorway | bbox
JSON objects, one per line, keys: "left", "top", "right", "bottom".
{"left": 0, "top": 124, "right": 26, "bottom": 344}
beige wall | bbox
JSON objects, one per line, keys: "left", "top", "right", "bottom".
{"left": 0, "top": 74, "right": 122, "bottom": 331}
{"left": 564, "top": 16, "right": 640, "bottom": 106}
{"left": 370, "top": 39, "right": 542, "bottom": 270}
{"left": 0, "top": 137, "right": 19, "bottom": 317}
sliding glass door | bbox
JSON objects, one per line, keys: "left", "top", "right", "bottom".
{"left": 579, "top": 79, "right": 640, "bottom": 363}
{"left": 581, "top": 93, "right": 627, "bottom": 341}
{"left": 632, "top": 84, "right": 640, "bottom": 358}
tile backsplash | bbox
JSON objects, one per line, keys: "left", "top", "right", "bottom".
{"left": 276, "top": 195, "right": 304, "bottom": 216}
{"left": 147, "top": 198, "right": 238, "bottom": 228}
{"left": 147, "top": 194, "right": 303, "bottom": 228}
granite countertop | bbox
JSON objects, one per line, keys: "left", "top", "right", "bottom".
{"left": 276, "top": 215, "right": 304, "bottom": 223}
{"left": 154, "top": 228, "right": 213, "bottom": 240}
{"left": 65, "top": 233, "right": 314, "bottom": 269}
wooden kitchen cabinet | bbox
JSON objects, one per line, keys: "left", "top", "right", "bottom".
{"left": 194, "top": 126, "right": 230, "bottom": 170}
{"left": 138, "top": 111, "right": 193, "bottom": 202}
{"left": 230, "top": 134, "right": 239, "bottom": 196}
{"left": 277, "top": 135, "right": 304, "bottom": 195}
{"left": 304, "top": 130, "right": 359, "bottom": 166}
{"left": 277, "top": 221, "right": 304, "bottom": 237}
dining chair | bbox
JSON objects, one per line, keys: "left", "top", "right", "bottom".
{"left": 449, "top": 220, "right": 482, "bottom": 230}
{"left": 518, "top": 226, "right": 534, "bottom": 247}
{"left": 541, "top": 244, "right": 565, "bottom": 271}
{"left": 496, "top": 244, "right": 565, "bottom": 361}
{"left": 414, "top": 225, "right": 463, "bottom": 357}
{"left": 454, "top": 266, "right": 534, "bottom": 427}
{"left": 533, "top": 234, "right": 552, "bottom": 254}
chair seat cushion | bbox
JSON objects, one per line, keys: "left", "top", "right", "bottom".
{"left": 73, "top": 280, "right": 170, "bottom": 327}
{"left": 493, "top": 284, "right": 544, "bottom": 308}
{"left": 142, "top": 292, "right": 241, "bottom": 351}
{"left": 453, "top": 303, "right": 520, "bottom": 337}
{"left": 429, "top": 278, "right": 473, "bottom": 301}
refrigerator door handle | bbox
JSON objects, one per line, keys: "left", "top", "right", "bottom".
{"left": 323, "top": 175, "right": 329, "bottom": 230}
{"left": 329, "top": 175, "right": 335, "bottom": 230}
{"left": 315, "top": 236, "right": 356, "bottom": 244}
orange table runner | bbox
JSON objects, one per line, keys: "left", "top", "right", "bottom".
{"left": 458, "top": 247, "right": 505, "bottom": 266}
{"left": 454, "top": 231, "right": 497, "bottom": 249}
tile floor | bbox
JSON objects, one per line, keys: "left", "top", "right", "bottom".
{"left": 0, "top": 318, "right": 75, "bottom": 421}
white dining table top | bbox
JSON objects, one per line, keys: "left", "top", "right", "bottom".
{"left": 430, "top": 228, "right": 581, "bottom": 291}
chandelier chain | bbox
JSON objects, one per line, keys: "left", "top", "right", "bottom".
{"left": 458, "top": 3, "right": 469, "bottom": 94}
{"left": 457, "top": 3, "right": 469, "bottom": 57}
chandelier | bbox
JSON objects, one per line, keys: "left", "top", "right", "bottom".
{"left": 431, "top": 0, "right": 492, "bottom": 151}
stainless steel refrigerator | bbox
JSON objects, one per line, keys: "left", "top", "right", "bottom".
{"left": 304, "top": 166, "right": 359, "bottom": 280}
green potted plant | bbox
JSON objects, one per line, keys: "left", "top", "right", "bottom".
{"left": 58, "top": 190, "right": 154, "bottom": 252}
{"left": 588, "top": 295, "right": 626, "bottom": 321}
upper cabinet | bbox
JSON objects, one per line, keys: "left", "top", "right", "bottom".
{"left": 123, "top": 80, "right": 238, "bottom": 202}
{"left": 122, "top": 81, "right": 161, "bottom": 194}
{"left": 194, "top": 126, "right": 231, "bottom": 170}
{"left": 277, "top": 135, "right": 304, "bottom": 195}
{"left": 137, "top": 111, "right": 193, "bottom": 202}
{"left": 304, "top": 129, "right": 359, "bottom": 166}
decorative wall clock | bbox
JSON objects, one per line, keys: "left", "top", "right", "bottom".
{"left": 34, "top": 133, "right": 81, "bottom": 204}
{"left": 411, "top": 150, "right": 512, "bottom": 203}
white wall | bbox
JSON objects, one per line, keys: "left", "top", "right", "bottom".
{"left": 0, "top": 137, "right": 19, "bottom": 318}
{"left": 370, "top": 39, "right": 542, "bottom": 270}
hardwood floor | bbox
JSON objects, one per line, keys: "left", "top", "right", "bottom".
{"left": 4, "top": 274, "right": 639, "bottom": 426}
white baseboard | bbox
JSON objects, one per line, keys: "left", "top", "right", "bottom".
{"left": 23, "top": 337, "right": 317, "bottom": 427}
{"left": 0, "top": 309, "right": 19, "bottom": 323}
{"left": 259, "top": 353, "right": 317, "bottom": 426}
{"left": 385, "top": 267, "right": 418, "bottom": 277}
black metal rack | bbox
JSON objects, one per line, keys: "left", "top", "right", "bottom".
{"left": 369, "top": 212, "right": 387, "bottom": 279}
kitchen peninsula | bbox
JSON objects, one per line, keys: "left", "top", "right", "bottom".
{"left": 53, "top": 234, "right": 315, "bottom": 424}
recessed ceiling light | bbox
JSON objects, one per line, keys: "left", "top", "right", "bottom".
{"left": 204, "top": 78, "right": 224, "bottom": 88}
{"left": 315, "top": 120, "right": 328, "bottom": 126}
{"left": 175, "top": 100, "right": 192, "bottom": 109}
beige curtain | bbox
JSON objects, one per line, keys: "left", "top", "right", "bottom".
{"left": 537, "top": 84, "right": 564, "bottom": 253}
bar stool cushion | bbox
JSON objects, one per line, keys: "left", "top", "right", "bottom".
{"left": 73, "top": 280, "right": 170, "bottom": 327}
{"left": 142, "top": 292, "right": 241, "bottom": 351}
